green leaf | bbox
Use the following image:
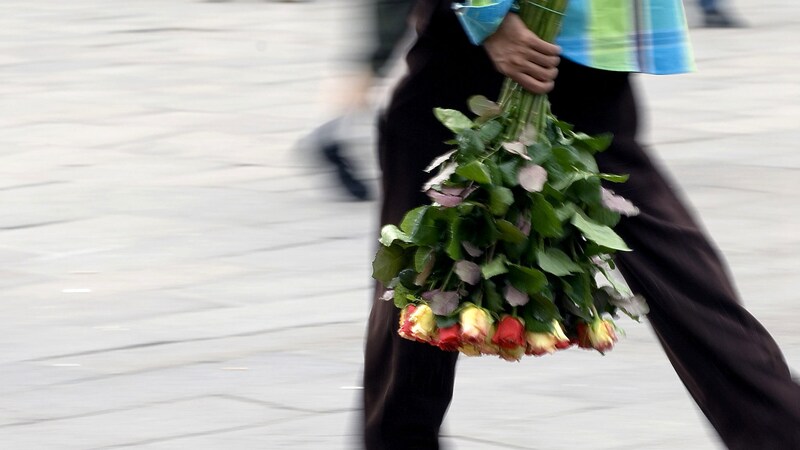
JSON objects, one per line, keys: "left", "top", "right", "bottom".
{"left": 496, "top": 219, "right": 527, "bottom": 244}
{"left": 588, "top": 204, "right": 621, "bottom": 227}
{"left": 570, "top": 212, "right": 631, "bottom": 251}
{"left": 595, "top": 263, "right": 633, "bottom": 298}
{"left": 405, "top": 207, "right": 441, "bottom": 246}
{"left": 400, "top": 206, "right": 428, "bottom": 234}
{"left": 392, "top": 283, "right": 415, "bottom": 309}
{"left": 530, "top": 194, "right": 563, "bottom": 238}
{"left": 507, "top": 264, "right": 547, "bottom": 295}
{"left": 481, "top": 255, "right": 508, "bottom": 279}
{"left": 483, "top": 280, "right": 504, "bottom": 312}
{"left": 570, "top": 177, "right": 602, "bottom": 205}
{"left": 478, "top": 120, "right": 503, "bottom": 142}
{"left": 455, "top": 161, "right": 492, "bottom": 184}
{"left": 552, "top": 145, "right": 596, "bottom": 172}
{"left": 536, "top": 248, "right": 584, "bottom": 276}
{"left": 573, "top": 132, "right": 613, "bottom": 153}
{"left": 554, "top": 202, "right": 578, "bottom": 222}
{"left": 522, "top": 295, "right": 561, "bottom": 326}
{"left": 414, "top": 247, "right": 434, "bottom": 272}
{"left": 483, "top": 159, "right": 502, "bottom": 186}
{"left": 528, "top": 142, "right": 552, "bottom": 165}
{"left": 498, "top": 160, "right": 520, "bottom": 186}
{"left": 379, "top": 224, "right": 411, "bottom": 247}
{"left": 488, "top": 186, "right": 514, "bottom": 216}
{"left": 413, "top": 247, "right": 436, "bottom": 285}
{"left": 398, "top": 268, "right": 419, "bottom": 289}
{"left": 434, "top": 108, "right": 474, "bottom": 133}
{"left": 598, "top": 173, "right": 629, "bottom": 183}
{"left": 372, "top": 244, "right": 409, "bottom": 284}
{"left": 473, "top": 208, "right": 500, "bottom": 248}
{"left": 563, "top": 272, "right": 593, "bottom": 309}
{"left": 445, "top": 217, "right": 464, "bottom": 260}
{"left": 457, "top": 129, "right": 484, "bottom": 156}
{"left": 436, "top": 316, "right": 460, "bottom": 328}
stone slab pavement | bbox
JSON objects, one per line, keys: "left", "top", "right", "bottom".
{"left": 1, "top": 0, "right": 799, "bottom": 448}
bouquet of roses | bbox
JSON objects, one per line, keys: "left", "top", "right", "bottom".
{"left": 372, "top": 0, "right": 647, "bottom": 361}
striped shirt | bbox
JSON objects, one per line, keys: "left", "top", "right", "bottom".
{"left": 455, "top": 0, "right": 695, "bottom": 75}
{"left": 557, "top": 0, "right": 695, "bottom": 74}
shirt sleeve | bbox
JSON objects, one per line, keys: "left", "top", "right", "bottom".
{"left": 453, "top": 0, "right": 516, "bottom": 45}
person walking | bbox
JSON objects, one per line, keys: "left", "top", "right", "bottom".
{"left": 299, "top": 0, "right": 415, "bottom": 201}
{"left": 362, "top": 1, "right": 800, "bottom": 449}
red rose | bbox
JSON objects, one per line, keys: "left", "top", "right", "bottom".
{"left": 437, "top": 324, "right": 461, "bottom": 351}
{"left": 491, "top": 316, "right": 526, "bottom": 349}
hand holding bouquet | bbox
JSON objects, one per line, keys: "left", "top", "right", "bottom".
{"left": 372, "top": 0, "right": 647, "bottom": 361}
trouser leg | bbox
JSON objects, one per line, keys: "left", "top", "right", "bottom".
{"left": 550, "top": 59, "right": 800, "bottom": 449}
{"left": 362, "top": 113, "right": 462, "bottom": 450}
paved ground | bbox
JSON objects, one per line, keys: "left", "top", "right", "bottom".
{"left": 1, "top": 0, "right": 799, "bottom": 448}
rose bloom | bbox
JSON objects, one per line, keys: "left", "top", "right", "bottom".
{"left": 479, "top": 332, "right": 500, "bottom": 355}
{"left": 525, "top": 331, "right": 557, "bottom": 356}
{"left": 577, "top": 318, "right": 617, "bottom": 354}
{"left": 551, "top": 320, "right": 573, "bottom": 349}
{"left": 459, "top": 304, "right": 493, "bottom": 345}
{"left": 409, "top": 304, "right": 437, "bottom": 342}
{"left": 492, "top": 315, "right": 526, "bottom": 350}
{"left": 437, "top": 324, "right": 461, "bottom": 351}
{"left": 499, "top": 345, "right": 526, "bottom": 362}
{"left": 397, "top": 304, "right": 417, "bottom": 341}
{"left": 459, "top": 343, "right": 482, "bottom": 357}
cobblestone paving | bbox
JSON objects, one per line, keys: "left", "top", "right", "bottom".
{"left": 1, "top": 0, "right": 799, "bottom": 448}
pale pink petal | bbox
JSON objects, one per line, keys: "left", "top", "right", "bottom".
{"left": 455, "top": 260, "right": 481, "bottom": 285}
{"left": 518, "top": 164, "right": 547, "bottom": 192}
{"left": 601, "top": 188, "right": 639, "bottom": 216}
{"left": 427, "top": 189, "right": 463, "bottom": 207}
{"left": 519, "top": 125, "right": 537, "bottom": 146}
{"left": 502, "top": 141, "right": 531, "bottom": 160}
{"left": 430, "top": 291, "right": 460, "bottom": 316}
{"left": 462, "top": 241, "right": 484, "bottom": 257}
{"left": 422, "top": 163, "right": 457, "bottom": 191}
{"left": 504, "top": 283, "right": 529, "bottom": 307}
{"left": 424, "top": 150, "right": 457, "bottom": 173}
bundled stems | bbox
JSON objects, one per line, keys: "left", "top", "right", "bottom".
{"left": 498, "top": 0, "right": 568, "bottom": 142}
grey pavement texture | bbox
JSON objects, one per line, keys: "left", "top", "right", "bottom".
{"left": 1, "top": 0, "right": 799, "bottom": 449}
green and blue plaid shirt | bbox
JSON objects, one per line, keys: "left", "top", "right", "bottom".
{"left": 456, "top": 0, "right": 695, "bottom": 74}
{"left": 558, "top": 0, "right": 694, "bottom": 74}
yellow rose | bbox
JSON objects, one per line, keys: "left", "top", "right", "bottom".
{"left": 459, "top": 304, "right": 493, "bottom": 345}
{"left": 551, "top": 320, "right": 573, "bottom": 349}
{"left": 409, "top": 304, "right": 436, "bottom": 342}
{"left": 458, "top": 343, "right": 483, "bottom": 357}
{"left": 525, "top": 331, "right": 557, "bottom": 356}
{"left": 577, "top": 318, "right": 617, "bottom": 354}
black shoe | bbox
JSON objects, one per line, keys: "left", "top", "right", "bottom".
{"left": 321, "top": 141, "right": 371, "bottom": 201}
{"left": 703, "top": 9, "right": 743, "bottom": 28}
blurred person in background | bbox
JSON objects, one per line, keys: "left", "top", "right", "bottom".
{"left": 363, "top": 0, "right": 800, "bottom": 449}
{"left": 699, "top": 0, "right": 742, "bottom": 27}
{"left": 299, "top": 0, "right": 414, "bottom": 201}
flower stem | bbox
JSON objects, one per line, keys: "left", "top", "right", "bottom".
{"left": 497, "top": 0, "right": 567, "bottom": 142}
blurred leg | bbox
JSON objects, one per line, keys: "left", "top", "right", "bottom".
{"left": 550, "top": 59, "right": 800, "bottom": 449}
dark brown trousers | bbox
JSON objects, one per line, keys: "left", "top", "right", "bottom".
{"left": 363, "top": 3, "right": 800, "bottom": 448}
